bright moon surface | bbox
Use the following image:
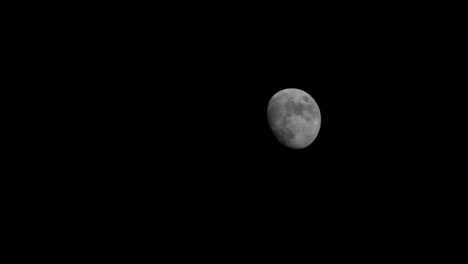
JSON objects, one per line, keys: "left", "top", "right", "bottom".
{"left": 267, "top": 88, "right": 321, "bottom": 149}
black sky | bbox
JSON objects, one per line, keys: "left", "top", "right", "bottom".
{"left": 234, "top": 58, "right": 463, "bottom": 192}
{"left": 223, "top": 54, "right": 465, "bottom": 257}
{"left": 222, "top": 4, "right": 466, "bottom": 195}
{"left": 189, "top": 6, "right": 466, "bottom": 258}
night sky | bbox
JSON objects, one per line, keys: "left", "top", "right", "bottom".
{"left": 235, "top": 60, "right": 463, "bottom": 193}
{"left": 211, "top": 9, "right": 466, "bottom": 257}
{"left": 229, "top": 59, "right": 465, "bottom": 257}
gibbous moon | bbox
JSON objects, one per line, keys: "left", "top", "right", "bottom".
{"left": 267, "top": 88, "right": 321, "bottom": 149}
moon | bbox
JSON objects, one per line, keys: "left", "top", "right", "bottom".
{"left": 267, "top": 88, "right": 321, "bottom": 149}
